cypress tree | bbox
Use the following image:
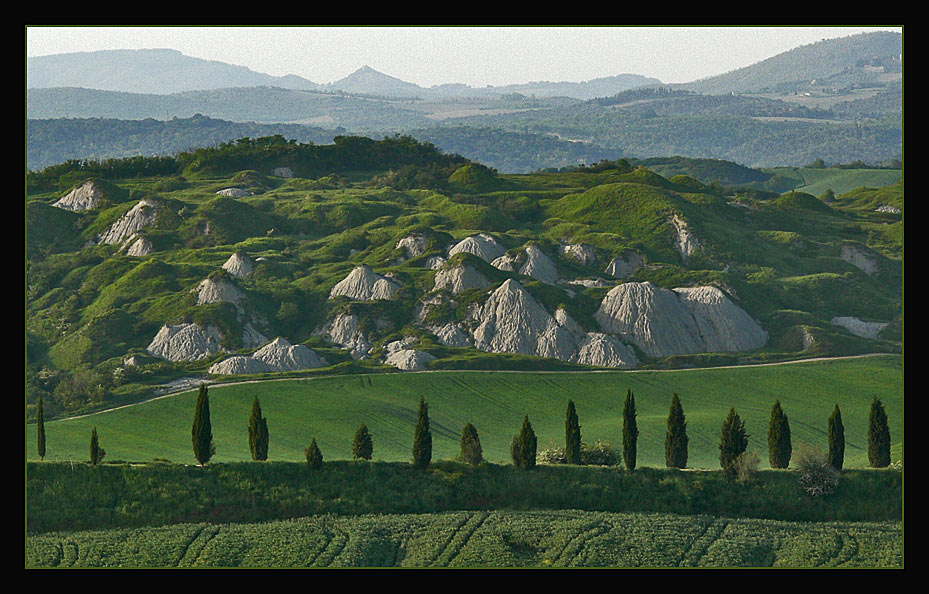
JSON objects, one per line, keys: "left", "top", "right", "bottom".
{"left": 511, "top": 415, "right": 538, "bottom": 469}
{"left": 827, "top": 404, "right": 845, "bottom": 471}
{"left": 412, "top": 397, "right": 432, "bottom": 469}
{"left": 37, "top": 396, "right": 46, "bottom": 461}
{"left": 248, "top": 396, "right": 269, "bottom": 461}
{"left": 89, "top": 427, "right": 104, "bottom": 465}
{"left": 352, "top": 424, "right": 373, "bottom": 460}
{"left": 767, "top": 400, "right": 792, "bottom": 469}
{"left": 305, "top": 438, "right": 323, "bottom": 470}
{"left": 665, "top": 393, "right": 688, "bottom": 469}
{"left": 868, "top": 397, "right": 891, "bottom": 468}
{"left": 623, "top": 389, "right": 638, "bottom": 471}
{"left": 192, "top": 384, "right": 214, "bottom": 466}
{"left": 460, "top": 422, "right": 483, "bottom": 466}
{"left": 565, "top": 400, "right": 581, "bottom": 465}
{"left": 719, "top": 408, "right": 749, "bottom": 474}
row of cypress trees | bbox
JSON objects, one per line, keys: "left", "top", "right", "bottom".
{"left": 33, "top": 388, "right": 894, "bottom": 471}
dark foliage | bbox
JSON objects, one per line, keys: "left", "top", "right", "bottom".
{"left": 665, "top": 393, "right": 688, "bottom": 469}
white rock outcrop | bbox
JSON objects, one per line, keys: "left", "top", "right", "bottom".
{"left": 216, "top": 188, "right": 252, "bottom": 197}
{"left": 315, "top": 313, "right": 372, "bottom": 359}
{"left": 448, "top": 234, "right": 506, "bottom": 263}
{"left": 396, "top": 233, "right": 430, "bottom": 260}
{"left": 831, "top": 316, "right": 889, "bottom": 339}
{"left": 566, "top": 278, "right": 613, "bottom": 288}
{"left": 425, "top": 256, "right": 446, "bottom": 270}
{"left": 147, "top": 323, "right": 223, "bottom": 362}
{"left": 432, "top": 322, "right": 472, "bottom": 347}
{"left": 209, "top": 337, "right": 328, "bottom": 375}
{"left": 271, "top": 167, "right": 294, "bottom": 178}
{"left": 329, "top": 265, "right": 400, "bottom": 301}
{"left": 195, "top": 276, "right": 247, "bottom": 307}
{"left": 385, "top": 349, "right": 436, "bottom": 371}
{"left": 53, "top": 180, "right": 105, "bottom": 211}
{"left": 594, "top": 282, "right": 766, "bottom": 358}
{"left": 558, "top": 243, "right": 598, "bottom": 266}
{"left": 469, "top": 279, "right": 636, "bottom": 367}
{"left": 490, "top": 253, "right": 517, "bottom": 272}
{"left": 519, "top": 243, "right": 559, "bottom": 284}
{"left": 670, "top": 215, "right": 699, "bottom": 262}
{"left": 840, "top": 244, "right": 879, "bottom": 275}
{"left": 125, "top": 235, "right": 154, "bottom": 257}
{"left": 433, "top": 262, "right": 491, "bottom": 295}
{"left": 208, "top": 356, "right": 272, "bottom": 375}
{"left": 875, "top": 204, "right": 901, "bottom": 214}
{"left": 573, "top": 333, "right": 638, "bottom": 368}
{"left": 222, "top": 252, "right": 256, "bottom": 278}
{"left": 604, "top": 251, "right": 645, "bottom": 279}
{"left": 98, "top": 198, "right": 163, "bottom": 246}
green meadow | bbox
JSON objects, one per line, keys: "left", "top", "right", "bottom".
{"left": 26, "top": 355, "right": 902, "bottom": 469}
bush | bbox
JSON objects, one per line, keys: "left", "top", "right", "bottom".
{"left": 537, "top": 440, "right": 620, "bottom": 467}
{"left": 581, "top": 441, "right": 621, "bottom": 467}
{"left": 796, "top": 443, "right": 840, "bottom": 497}
{"left": 460, "top": 423, "right": 483, "bottom": 467}
{"left": 733, "top": 450, "right": 760, "bottom": 485}
{"left": 352, "top": 425, "right": 373, "bottom": 461}
{"left": 305, "top": 439, "right": 323, "bottom": 470}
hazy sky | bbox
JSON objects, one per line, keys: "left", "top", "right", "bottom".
{"left": 25, "top": 26, "right": 902, "bottom": 87}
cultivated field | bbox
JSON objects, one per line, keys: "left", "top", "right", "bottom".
{"left": 26, "top": 509, "right": 902, "bottom": 568}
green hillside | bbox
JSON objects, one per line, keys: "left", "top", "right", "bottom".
{"left": 26, "top": 137, "right": 903, "bottom": 421}
{"left": 26, "top": 356, "right": 902, "bottom": 469}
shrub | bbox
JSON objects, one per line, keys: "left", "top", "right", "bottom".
{"left": 796, "top": 443, "right": 840, "bottom": 497}
{"left": 733, "top": 449, "right": 760, "bottom": 485}
{"left": 305, "top": 439, "right": 323, "bottom": 470}
{"left": 352, "top": 425, "right": 373, "bottom": 461}
{"left": 720, "top": 408, "right": 749, "bottom": 475}
{"left": 537, "top": 440, "right": 620, "bottom": 467}
{"left": 460, "top": 422, "right": 483, "bottom": 467}
{"left": 581, "top": 441, "right": 621, "bottom": 467}
{"left": 537, "top": 442, "right": 568, "bottom": 465}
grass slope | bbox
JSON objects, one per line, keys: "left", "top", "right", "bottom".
{"left": 26, "top": 509, "right": 901, "bottom": 568}
{"left": 26, "top": 356, "right": 902, "bottom": 469}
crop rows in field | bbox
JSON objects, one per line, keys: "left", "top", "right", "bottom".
{"left": 26, "top": 510, "right": 902, "bottom": 568}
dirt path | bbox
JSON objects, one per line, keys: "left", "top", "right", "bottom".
{"left": 56, "top": 353, "right": 897, "bottom": 422}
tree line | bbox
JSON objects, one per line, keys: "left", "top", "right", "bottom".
{"left": 33, "top": 389, "right": 895, "bottom": 479}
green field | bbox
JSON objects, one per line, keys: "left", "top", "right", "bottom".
{"left": 25, "top": 510, "right": 902, "bottom": 568}
{"left": 26, "top": 355, "right": 903, "bottom": 469}
{"left": 774, "top": 167, "right": 902, "bottom": 197}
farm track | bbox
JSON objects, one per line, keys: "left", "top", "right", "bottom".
{"left": 53, "top": 353, "right": 897, "bottom": 422}
{"left": 680, "top": 518, "right": 729, "bottom": 567}
{"left": 177, "top": 525, "right": 220, "bottom": 567}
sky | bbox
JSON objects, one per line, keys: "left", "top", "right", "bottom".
{"left": 25, "top": 26, "right": 902, "bottom": 88}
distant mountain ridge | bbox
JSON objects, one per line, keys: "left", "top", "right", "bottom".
{"left": 27, "top": 49, "right": 660, "bottom": 99}
{"left": 27, "top": 49, "right": 324, "bottom": 94}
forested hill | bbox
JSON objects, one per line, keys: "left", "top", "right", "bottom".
{"left": 679, "top": 31, "right": 902, "bottom": 95}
